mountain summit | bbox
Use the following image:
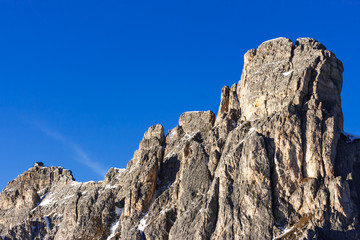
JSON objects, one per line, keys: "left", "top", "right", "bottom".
{"left": 1, "top": 38, "right": 359, "bottom": 240}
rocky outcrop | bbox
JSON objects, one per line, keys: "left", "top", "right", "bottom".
{"left": 1, "top": 37, "right": 360, "bottom": 240}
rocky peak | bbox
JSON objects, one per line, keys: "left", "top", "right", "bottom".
{"left": 1, "top": 38, "right": 360, "bottom": 240}
{"left": 238, "top": 37, "right": 343, "bottom": 123}
{"left": 179, "top": 111, "right": 215, "bottom": 134}
{"left": 0, "top": 163, "right": 74, "bottom": 210}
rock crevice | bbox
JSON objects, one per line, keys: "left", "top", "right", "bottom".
{"left": 1, "top": 37, "right": 359, "bottom": 240}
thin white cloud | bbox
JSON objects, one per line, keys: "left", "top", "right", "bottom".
{"left": 33, "top": 121, "right": 108, "bottom": 177}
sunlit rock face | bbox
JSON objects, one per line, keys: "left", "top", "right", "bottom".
{"left": 1, "top": 38, "right": 360, "bottom": 240}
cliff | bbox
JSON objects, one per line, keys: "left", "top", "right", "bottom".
{"left": 1, "top": 37, "right": 360, "bottom": 240}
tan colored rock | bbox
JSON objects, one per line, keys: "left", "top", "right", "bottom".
{"left": 179, "top": 110, "right": 215, "bottom": 134}
{"left": 1, "top": 38, "right": 359, "bottom": 240}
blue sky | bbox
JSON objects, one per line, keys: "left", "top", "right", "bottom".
{"left": 1, "top": 0, "right": 359, "bottom": 190}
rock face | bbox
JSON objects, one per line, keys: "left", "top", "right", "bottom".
{"left": 1, "top": 37, "right": 360, "bottom": 240}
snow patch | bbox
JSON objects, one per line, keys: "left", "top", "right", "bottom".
{"left": 248, "top": 127, "right": 256, "bottom": 134}
{"left": 342, "top": 131, "right": 360, "bottom": 143}
{"left": 239, "top": 127, "right": 257, "bottom": 144}
{"left": 39, "top": 193, "right": 55, "bottom": 206}
{"left": 105, "top": 184, "right": 117, "bottom": 190}
{"left": 1, "top": 236, "right": 5, "bottom": 240}
{"left": 63, "top": 194, "right": 75, "bottom": 200}
{"left": 107, "top": 219, "right": 120, "bottom": 240}
{"left": 110, "top": 168, "right": 126, "bottom": 176}
{"left": 31, "top": 191, "right": 50, "bottom": 212}
{"left": 137, "top": 216, "right": 148, "bottom": 232}
{"left": 137, "top": 186, "right": 160, "bottom": 233}
{"left": 52, "top": 212, "right": 62, "bottom": 218}
{"left": 280, "top": 226, "right": 294, "bottom": 236}
{"left": 273, "top": 221, "right": 295, "bottom": 240}
{"left": 113, "top": 167, "right": 125, "bottom": 172}
{"left": 70, "top": 180, "right": 100, "bottom": 186}
{"left": 282, "top": 70, "right": 293, "bottom": 76}
{"left": 107, "top": 207, "right": 124, "bottom": 240}
{"left": 165, "top": 151, "right": 176, "bottom": 159}
{"left": 70, "top": 181, "right": 82, "bottom": 186}
{"left": 169, "top": 130, "right": 176, "bottom": 137}
{"left": 114, "top": 168, "right": 126, "bottom": 180}
{"left": 37, "top": 188, "right": 48, "bottom": 195}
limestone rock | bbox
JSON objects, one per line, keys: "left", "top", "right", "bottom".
{"left": 1, "top": 37, "right": 359, "bottom": 240}
{"left": 179, "top": 110, "right": 215, "bottom": 134}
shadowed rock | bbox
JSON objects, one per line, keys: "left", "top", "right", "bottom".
{"left": 1, "top": 37, "right": 359, "bottom": 240}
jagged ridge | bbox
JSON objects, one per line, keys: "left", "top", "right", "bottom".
{"left": 1, "top": 37, "right": 360, "bottom": 240}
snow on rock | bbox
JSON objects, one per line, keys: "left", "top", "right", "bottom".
{"left": 107, "top": 219, "right": 120, "bottom": 240}
{"left": 137, "top": 187, "right": 159, "bottom": 233}
{"left": 106, "top": 207, "right": 124, "bottom": 240}
{"left": 165, "top": 151, "right": 176, "bottom": 159}
{"left": 169, "top": 130, "right": 176, "bottom": 137}
{"left": 281, "top": 226, "right": 294, "bottom": 235}
{"left": 70, "top": 181, "right": 82, "bottom": 187}
{"left": 248, "top": 127, "right": 256, "bottom": 134}
{"left": 63, "top": 194, "right": 75, "bottom": 200}
{"left": 239, "top": 127, "right": 257, "bottom": 144}
{"left": 39, "top": 193, "right": 55, "bottom": 207}
{"left": 282, "top": 70, "right": 293, "bottom": 76}
{"left": 137, "top": 216, "right": 148, "bottom": 232}
{"left": 113, "top": 168, "right": 126, "bottom": 173}
{"left": 36, "top": 187, "right": 48, "bottom": 196}
{"left": 105, "top": 184, "right": 117, "bottom": 190}
{"left": 274, "top": 225, "right": 294, "bottom": 239}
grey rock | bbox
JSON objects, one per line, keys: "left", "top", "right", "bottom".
{"left": 1, "top": 37, "right": 359, "bottom": 240}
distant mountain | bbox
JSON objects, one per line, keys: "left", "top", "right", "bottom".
{"left": 1, "top": 38, "right": 359, "bottom": 240}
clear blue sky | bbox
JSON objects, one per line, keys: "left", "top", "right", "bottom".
{"left": 1, "top": 0, "right": 359, "bottom": 190}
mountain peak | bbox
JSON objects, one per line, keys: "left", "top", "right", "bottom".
{"left": 1, "top": 38, "right": 359, "bottom": 240}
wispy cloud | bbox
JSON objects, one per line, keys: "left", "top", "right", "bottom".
{"left": 32, "top": 121, "right": 108, "bottom": 177}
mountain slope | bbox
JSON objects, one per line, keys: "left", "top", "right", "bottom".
{"left": 1, "top": 37, "right": 360, "bottom": 240}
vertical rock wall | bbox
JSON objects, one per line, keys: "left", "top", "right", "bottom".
{"left": 0, "top": 38, "right": 359, "bottom": 240}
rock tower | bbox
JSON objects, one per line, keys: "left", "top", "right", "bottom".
{"left": 1, "top": 38, "right": 359, "bottom": 240}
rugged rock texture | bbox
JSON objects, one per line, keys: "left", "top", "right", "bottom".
{"left": 1, "top": 37, "right": 360, "bottom": 240}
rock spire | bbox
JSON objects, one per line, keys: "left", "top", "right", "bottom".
{"left": 1, "top": 38, "right": 359, "bottom": 240}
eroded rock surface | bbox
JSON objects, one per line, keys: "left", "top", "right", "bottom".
{"left": 1, "top": 37, "right": 359, "bottom": 240}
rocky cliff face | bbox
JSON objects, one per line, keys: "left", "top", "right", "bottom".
{"left": 1, "top": 37, "right": 360, "bottom": 240}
